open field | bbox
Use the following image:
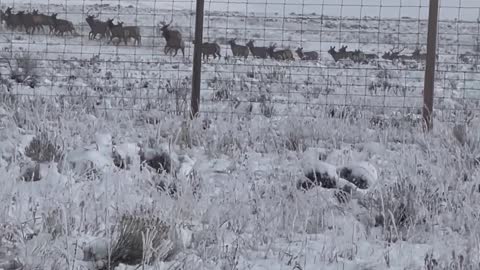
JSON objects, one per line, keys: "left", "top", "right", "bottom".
{"left": 0, "top": 1, "right": 479, "bottom": 270}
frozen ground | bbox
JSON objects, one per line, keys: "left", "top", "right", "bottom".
{"left": 0, "top": 1, "right": 479, "bottom": 270}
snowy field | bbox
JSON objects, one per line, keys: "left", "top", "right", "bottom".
{"left": 0, "top": 1, "right": 480, "bottom": 270}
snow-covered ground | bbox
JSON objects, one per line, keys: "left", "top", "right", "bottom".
{"left": 0, "top": 1, "right": 480, "bottom": 270}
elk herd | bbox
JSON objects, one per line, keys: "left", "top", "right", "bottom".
{"left": 0, "top": 6, "right": 432, "bottom": 65}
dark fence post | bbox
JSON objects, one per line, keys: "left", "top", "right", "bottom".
{"left": 191, "top": 0, "right": 205, "bottom": 118}
{"left": 423, "top": 0, "right": 439, "bottom": 131}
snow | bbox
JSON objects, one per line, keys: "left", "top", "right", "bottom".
{"left": 0, "top": 1, "right": 477, "bottom": 270}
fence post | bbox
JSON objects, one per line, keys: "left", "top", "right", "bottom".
{"left": 191, "top": 0, "right": 205, "bottom": 118}
{"left": 423, "top": 0, "right": 439, "bottom": 131}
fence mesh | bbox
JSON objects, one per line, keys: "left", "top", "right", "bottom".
{"left": 0, "top": 0, "right": 477, "bottom": 126}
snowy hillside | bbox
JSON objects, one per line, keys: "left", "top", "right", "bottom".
{"left": 0, "top": 1, "right": 479, "bottom": 270}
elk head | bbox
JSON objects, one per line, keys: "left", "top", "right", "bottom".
{"left": 159, "top": 17, "right": 173, "bottom": 32}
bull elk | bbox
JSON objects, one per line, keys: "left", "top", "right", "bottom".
{"left": 381, "top": 47, "right": 412, "bottom": 62}
{"left": 159, "top": 18, "right": 185, "bottom": 57}
{"left": 267, "top": 43, "right": 294, "bottom": 61}
{"left": 228, "top": 38, "right": 249, "bottom": 59}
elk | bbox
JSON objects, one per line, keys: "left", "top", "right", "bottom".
{"left": 120, "top": 22, "right": 141, "bottom": 46}
{"left": 106, "top": 19, "right": 125, "bottom": 45}
{"left": 4, "top": 7, "right": 24, "bottom": 31}
{"left": 246, "top": 40, "right": 268, "bottom": 59}
{"left": 352, "top": 49, "right": 379, "bottom": 64}
{"left": 50, "top": 13, "right": 76, "bottom": 36}
{"left": 159, "top": 18, "right": 185, "bottom": 57}
{"left": 18, "top": 11, "right": 34, "bottom": 34}
{"left": 20, "top": 10, "right": 45, "bottom": 35}
{"left": 31, "top": 10, "right": 53, "bottom": 34}
{"left": 412, "top": 47, "right": 427, "bottom": 61}
{"left": 363, "top": 51, "right": 379, "bottom": 62}
{"left": 295, "top": 47, "right": 319, "bottom": 61}
{"left": 328, "top": 46, "right": 341, "bottom": 62}
{"left": 267, "top": 43, "right": 294, "bottom": 61}
{"left": 338, "top": 45, "right": 363, "bottom": 63}
{"left": 328, "top": 46, "right": 356, "bottom": 63}
{"left": 199, "top": 41, "right": 221, "bottom": 60}
{"left": 228, "top": 38, "right": 249, "bottom": 59}
{"left": 381, "top": 47, "right": 411, "bottom": 61}
{"left": 85, "top": 14, "right": 110, "bottom": 40}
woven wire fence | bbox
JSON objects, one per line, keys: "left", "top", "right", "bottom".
{"left": 435, "top": 0, "right": 480, "bottom": 124}
{"left": 0, "top": 0, "right": 197, "bottom": 122}
{"left": 0, "top": 0, "right": 477, "bottom": 125}
{"left": 194, "top": 0, "right": 430, "bottom": 124}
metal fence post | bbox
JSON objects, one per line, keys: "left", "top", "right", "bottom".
{"left": 423, "top": 0, "right": 439, "bottom": 131}
{"left": 191, "top": 0, "right": 205, "bottom": 118}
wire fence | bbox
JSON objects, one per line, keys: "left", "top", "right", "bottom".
{"left": 0, "top": 0, "right": 478, "bottom": 127}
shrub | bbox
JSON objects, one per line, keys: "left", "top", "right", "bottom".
{"left": 101, "top": 215, "right": 170, "bottom": 269}
{"left": 25, "top": 133, "right": 63, "bottom": 163}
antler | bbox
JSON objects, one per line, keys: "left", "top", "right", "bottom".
{"left": 160, "top": 16, "right": 173, "bottom": 27}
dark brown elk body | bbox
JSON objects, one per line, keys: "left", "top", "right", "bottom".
{"left": 4, "top": 7, "right": 23, "bottom": 31}
{"left": 228, "top": 39, "right": 249, "bottom": 59}
{"left": 200, "top": 42, "right": 221, "bottom": 60}
{"left": 338, "top": 46, "right": 362, "bottom": 63}
{"left": 412, "top": 48, "right": 427, "bottom": 61}
{"left": 159, "top": 19, "right": 185, "bottom": 57}
{"left": 246, "top": 40, "right": 268, "bottom": 59}
{"left": 50, "top": 13, "right": 75, "bottom": 36}
{"left": 295, "top": 47, "right": 319, "bottom": 61}
{"left": 364, "top": 52, "right": 379, "bottom": 62}
{"left": 267, "top": 44, "right": 294, "bottom": 61}
{"left": 85, "top": 15, "right": 110, "bottom": 40}
{"left": 18, "top": 11, "right": 35, "bottom": 34}
{"left": 121, "top": 24, "right": 141, "bottom": 46}
{"left": 381, "top": 47, "right": 412, "bottom": 61}
{"left": 31, "top": 10, "right": 53, "bottom": 34}
{"left": 328, "top": 46, "right": 342, "bottom": 62}
{"left": 106, "top": 19, "right": 125, "bottom": 45}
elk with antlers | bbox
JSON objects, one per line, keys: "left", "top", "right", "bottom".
{"left": 381, "top": 47, "right": 411, "bottom": 61}
{"left": 267, "top": 43, "right": 294, "bottom": 61}
{"left": 158, "top": 18, "right": 185, "bottom": 57}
